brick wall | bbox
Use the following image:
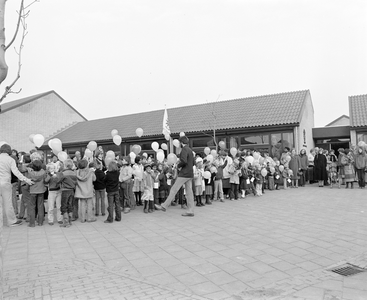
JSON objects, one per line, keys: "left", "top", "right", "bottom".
{"left": 0, "top": 92, "right": 85, "bottom": 152}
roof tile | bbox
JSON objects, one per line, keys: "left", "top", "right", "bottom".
{"left": 349, "top": 94, "right": 367, "bottom": 127}
{"left": 52, "top": 90, "right": 310, "bottom": 144}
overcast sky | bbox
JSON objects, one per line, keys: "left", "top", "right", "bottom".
{"left": 3, "top": 0, "right": 367, "bottom": 127}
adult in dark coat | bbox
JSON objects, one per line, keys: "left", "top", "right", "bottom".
{"left": 155, "top": 136, "right": 195, "bottom": 217}
{"left": 314, "top": 148, "right": 328, "bottom": 187}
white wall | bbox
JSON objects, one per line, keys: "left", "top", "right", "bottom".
{"left": 297, "top": 91, "right": 315, "bottom": 153}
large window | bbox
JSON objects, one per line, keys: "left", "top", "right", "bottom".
{"left": 233, "top": 131, "right": 294, "bottom": 159}
{"left": 191, "top": 137, "right": 216, "bottom": 148}
{"left": 240, "top": 135, "right": 269, "bottom": 145}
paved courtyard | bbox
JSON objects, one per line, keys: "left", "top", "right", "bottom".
{"left": 3, "top": 185, "right": 367, "bottom": 300}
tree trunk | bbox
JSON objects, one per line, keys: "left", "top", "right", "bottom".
{"left": 0, "top": 0, "right": 8, "bottom": 85}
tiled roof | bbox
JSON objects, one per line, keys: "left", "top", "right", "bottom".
{"left": 0, "top": 90, "right": 87, "bottom": 120}
{"left": 349, "top": 94, "right": 367, "bottom": 127}
{"left": 51, "top": 90, "right": 310, "bottom": 145}
{"left": 0, "top": 91, "right": 53, "bottom": 113}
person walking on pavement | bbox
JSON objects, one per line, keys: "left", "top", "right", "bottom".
{"left": 155, "top": 136, "right": 195, "bottom": 217}
{"left": 0, "top": 143, "right": 34, "bottom": 226}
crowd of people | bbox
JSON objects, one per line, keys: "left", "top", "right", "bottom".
{"left": 0, "top": 136, "right": 366, "bottom": 227}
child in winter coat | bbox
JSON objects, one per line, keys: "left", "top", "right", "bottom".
{"left": 142, "top": 164, "right": 156, "bottom": 213}
{"left": 194, "top": 157, "right": 204, "bottom": 206}
{"left": 44, "top": 163, "right": 63, "bottom": 225}
{"left": 93, "top": 161, "right": 106, "bottom": 216}
{"left": 151, "top": 164, "right": 160, "bottom": 207}
{"left": 60, "top": 159, "right": 77, "bottom": 227}
{"left": 254, "top": 164, "right": 263, "bottom": 196}
{"left": 273, "top": 159, "right": 282, "bottom": 190}
{"left": 212, "top": 156, "right": 227, "bottom": 202}
{"left": 282, "top": 166, "right": 290, "bottom": 190}
{"left": 204, "top": 165, "right": 214, "bottom": 205}
{"left": 229, "top": 159, "right": 240, "bottom": 200}
{"left": 75, "top": 159, "right": 96, "bottom": 223}
{"left": 104, "top": 161, "right": 121, "bottom": 223}
{"left": 27, "top": 160, "right": 47, "bottom": 227}
{"left": 158, "top": 164, "right": 169, "bottom": 204}
{"left": 239, "top": 162, "right": 250, "bottom": 198}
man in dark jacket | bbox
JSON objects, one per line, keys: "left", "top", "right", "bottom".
{"left": 155, "top": 136, "right": 195, "bottom": 216}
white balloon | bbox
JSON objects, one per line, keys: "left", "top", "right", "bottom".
{"left": 57, "top": 151, "right": 67, "bottom": 162}
{"left": 157, "top": 151, "right": 164, "bottom": 162}
{"left": 129, "top": 152, "right": 136, "bottom": 163}
{"left": 106, "top": 150, "right": 115, "bottom": 159}
{"left": 48, "top": 139, "right": 53, "bottom": 149}
{"left": 151, "top": 142, "right": 159, "bottom": 152}
{"left": 111, "top": 129, "right": 118, "bottom": 137}
{"left": 85, "top": 149, "right": 93, "bottom": 158}
{"left": 51, "top": 139, "right": 63, "bottom": 153}
{"left": 113, "top": 135, "right": 122, "bottom": 146}
{"left": 206, "top": 154, "right": 214, "bottom": 163}
{"left": 173, "top": 139, "right": 180, "bottom": 148}
{"left": 136, "top": 128, "right": 144, "bottom": 137}
{"left": 33, "top": 134, "right": 45, "bottom": 148}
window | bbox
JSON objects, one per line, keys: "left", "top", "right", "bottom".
{"left": 270, "top": 133, "right": 282, "bottom": 160}
{"left": 191, "top": 137, "right": 216, "bottom": 148}
{"left": 357, "top": 133, "right": 367, "bottom": 143}
{"left": 269, "top": 132, "right": 294, "bottom": 159}
{"left": 282, "top": 132, "right": 294, "bottom": 150}
{"left": 139, "top": 142, "right": 154, "bottom": 151}
{"left": 66, "top": 147, "right": 83, "bottom": 159}
{"left": 230, "top": 136, "right": 239, "bottom": 149}
{"left": 104, "top": 144, "right": 121, "bottom": 156}
{"left": 240, "top": 135, "right": 269, "bottom": 145}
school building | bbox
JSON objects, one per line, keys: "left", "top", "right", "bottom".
{"left": 0, "top": 91, "right": 86, "bottom": 151}
{"left": 40, "top": 89, "right": 315, "bottom": 161}
{"left": 2, "top": 90, "right": 366, "bottom": 160}
{"left": 312, "top": 94, "right": 367, "bottom": 154}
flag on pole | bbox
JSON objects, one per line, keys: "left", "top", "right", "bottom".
{"left": 162, "top": 107, "right": 171, "bottom": 138}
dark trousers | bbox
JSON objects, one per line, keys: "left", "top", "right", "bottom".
{"left": 73, "top": 198, "right": 79, "bottom": 219}
{"left": 356, "top": 169, "right": 365, "bottom": 187}
{"left": 19, "top": 185, "right": 31, "bottom": 219}
{"left": 119, "top": 182, "right": 130, "bottom": 209}
{"left": 107, "top": 191, "right": 121, "bottom": 222}
{"left": 29, "top": 193, "right": 44, "bottom": 226}
{"left": 61, "top": 190, "right": 74, "bottom": 214}
{"left": 299, "top": 170, "right": 306, "bottom": 186}
{"left": 95, "top": 189, "right": 106, "bottom": 215}
{"left": 230, "top": 183, "right": 239, "bottom": 200}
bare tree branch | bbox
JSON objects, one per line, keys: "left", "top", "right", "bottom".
{"left": 201, "top": 95, "right": 221, "bottom": 151}
{"left": 0, "top": 13, "right": 27, "bottom": 103}
{"left": 4, "top": 0, "right": 24, "bottom": 51}
{"left": 24, "top": 0, "right": 39, "bottom": 10}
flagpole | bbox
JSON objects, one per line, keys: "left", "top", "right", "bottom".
{"left": 169, "top": 136, "right": 173, "bottom": 154}
{"left": 163, "top": 105, "right": 172, "bottom": 154}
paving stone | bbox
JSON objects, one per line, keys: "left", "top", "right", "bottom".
{"left": 3, "top": 185, "right": 367, "bottom": 300}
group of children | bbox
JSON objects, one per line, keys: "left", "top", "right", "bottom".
{"left": 13, "top": 144, "right": 367, "bottom": 227}
{"left": 191, "top": 150, "right": 299, "bottom": 206}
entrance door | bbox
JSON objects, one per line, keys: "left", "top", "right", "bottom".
{"left": 330, "top": 142, "right": 349, "bottom": 156}
{"left": 315, "top": 143, "right": 330, "bottom": 151}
